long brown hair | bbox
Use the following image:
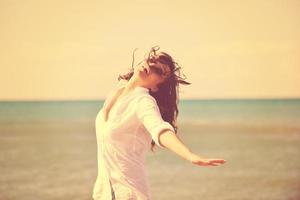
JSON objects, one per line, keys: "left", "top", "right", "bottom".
{"left": 118, "top": 46, "right": 191, "bottom": 152}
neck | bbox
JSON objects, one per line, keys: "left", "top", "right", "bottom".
{"left": 125, "top": 74, "right": 148, "bottom": 92}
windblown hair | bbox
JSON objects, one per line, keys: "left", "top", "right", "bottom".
{"left": 118, "top": 45, "right": 191, "bottom": 152}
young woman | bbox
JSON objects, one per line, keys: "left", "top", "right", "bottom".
{"left": 92, "top": 46, "right": 226, "bottom": 200}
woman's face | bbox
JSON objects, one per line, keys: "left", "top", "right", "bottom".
{"left": 134, "top": 59, "right": 170, "bottom": 89}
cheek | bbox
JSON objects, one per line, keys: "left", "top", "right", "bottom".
{"left": 152, "top": 75, "right": 164, "bottom": 84}
{"left": 140, "top": 72, "right": 162, "bottom": 84}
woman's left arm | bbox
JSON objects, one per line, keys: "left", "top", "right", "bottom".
{"left": 159, "top": 130, "right": 226, "bottom": 166}
{"left": 158, "top": 129, "right": 193, "bottom": 161}
{"left": 136, "top": 95, "right": 226, "bottom": 166}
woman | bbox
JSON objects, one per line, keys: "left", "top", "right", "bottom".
{"left": 92, "top": 46, "right": 226, "bottom": 200}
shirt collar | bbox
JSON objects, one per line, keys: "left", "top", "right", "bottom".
{"left": 134, "top": 86, "right": 149, "bottom": 93}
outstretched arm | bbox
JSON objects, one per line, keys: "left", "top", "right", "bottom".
{"left": 158, "top": 130, "right": 226, "bottom": 166}
{"left": 136, "top": 95, "right": 226, "bottom": 167}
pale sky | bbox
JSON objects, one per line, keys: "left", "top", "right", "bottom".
{"left": 0, "top": 0, "right": 299, "bottom": 100}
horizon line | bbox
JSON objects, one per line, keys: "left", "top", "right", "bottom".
{"left": 1, "top": 97, "right": 300, "bottom": 102}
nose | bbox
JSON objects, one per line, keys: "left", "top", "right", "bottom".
{"left": 142, "top": 63, "right": 150, "bottom": 74}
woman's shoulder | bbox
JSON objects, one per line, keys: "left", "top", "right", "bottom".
{"left": 135, "top": 93, "right": 158, "bottom": 108}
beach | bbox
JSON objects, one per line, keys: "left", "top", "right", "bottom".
{"left": 0, "top": 99, "right": 300, "bottom": 200}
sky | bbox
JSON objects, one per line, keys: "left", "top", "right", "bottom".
{"left": 0, "top": 0, "right": 299, "bottom": 100}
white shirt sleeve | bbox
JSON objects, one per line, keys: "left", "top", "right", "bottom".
{"left": 136, "top": 95, "right": 175, "bottom": 148}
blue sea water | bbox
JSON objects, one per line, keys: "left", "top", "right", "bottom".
{"left": 0, "top": 98, "right": 299, "bottom": 130}
{"left": 1, "top": 99, "right": 300, "bottom": 200}
{"left": 178, "top": 99, "right": 300, "bottom": 128}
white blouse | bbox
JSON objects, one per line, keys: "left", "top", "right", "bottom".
{"left": 92, "top": 80, "right": 175, "bottom": 200}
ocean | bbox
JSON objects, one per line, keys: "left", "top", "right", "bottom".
{"left": 0, "top": 99, "right": 300, "bottom": 200}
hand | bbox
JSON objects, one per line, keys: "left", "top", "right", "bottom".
{"left": 189, "top": 153, "right": 226, "bottom": 167}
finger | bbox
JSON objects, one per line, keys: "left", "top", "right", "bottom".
{"left": 212, "top": 161, "right": 224, "bottom": 166}
{"left": 196, "top": 162, "right": 213, "bottom": 166}
{"left": 212, "top": 160, "right": 225, "bottom": 164}
{"left": 211, "top": 161, "right": 225, "bottom": 165}
{"left": 204, "top": 160, "right": 216, "bottom": 166}
{"left": 211, "top": 159, "right": 226, "bottom": 163}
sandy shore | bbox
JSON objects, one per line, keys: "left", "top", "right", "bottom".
{"left": 0, "top": 119, "right": 300, "bottom": 200}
